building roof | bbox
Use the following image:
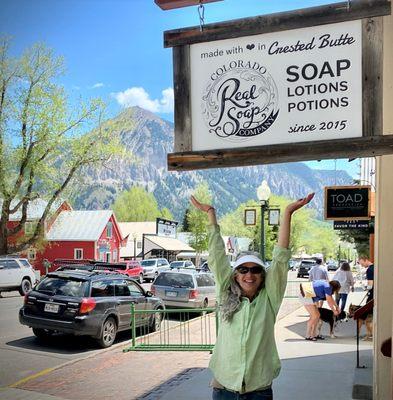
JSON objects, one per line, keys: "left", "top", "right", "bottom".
{"left": 46, "top": 210, "right": 114, "bottom": 241}
{"left": 118, "top": 222, "right": 156, "bottom": 239}
{"left": 144, "top": 235, "right": 194, "bottom": 252}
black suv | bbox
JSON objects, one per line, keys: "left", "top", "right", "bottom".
{"left": 19, "top": 267, "right": 164, "bottom": 348}
{"left": 297, "top": 259, "right": 317, "bottom": 278}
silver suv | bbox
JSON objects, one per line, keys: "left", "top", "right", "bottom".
{"left": 151, "top": 270, "right": 216, "bottom": 309}
{"left": 0, "top": 257, "right": 38, "bottom": 296}
{"left": 140, "top": 258, "right": 170, "bottom": 282}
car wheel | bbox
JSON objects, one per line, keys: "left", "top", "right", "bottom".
{"left": 97, "top": 317, "right": 117, "bottom": 348}
{"left": 32, "top": 328, "right": 54, "bottom": 339}
{"left": 138, "top": 274, "right": 144, "bottom": 284}
{"left": 149, "top": 310, "right": 162, "bottom": 332}
{"left": 19, "top": 278, "right": 32, "bottom": 296}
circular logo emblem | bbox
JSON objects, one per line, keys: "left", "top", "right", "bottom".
{"left": 202, "top": 61, "right": 279, "bottom": 142}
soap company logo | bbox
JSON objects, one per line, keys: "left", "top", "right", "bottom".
{"left": 202, "top": 60, "right": 279, "bottom": 141}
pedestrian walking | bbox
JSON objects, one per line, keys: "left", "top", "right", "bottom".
{"left": 190, "top": 192, "right": 314, "bottom": 400}
{"left": 358, "top": 255, "right": 374, "bottom": 302}
{"left": 333, "top": 261, "right": 355, "bottom": 312}
{"left": 308, "top": 258, "right": 328, "bottom": 307}
{"left": 308, "top": 258, "right": 328, "bottom": 282}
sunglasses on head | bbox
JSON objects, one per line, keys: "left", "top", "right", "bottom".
{"left": 236, "top": 265, "right": 263, "bottom": 275}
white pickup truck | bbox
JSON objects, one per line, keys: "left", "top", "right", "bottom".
{"left": 0, "top": 257, "right": 38, "bottom": 296}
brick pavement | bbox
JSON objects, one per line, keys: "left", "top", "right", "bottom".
{"left": 12, "top": 299, "right": 307, "bottom": 400}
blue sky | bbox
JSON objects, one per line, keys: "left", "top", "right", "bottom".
{"left": 1, "top": 0, "right": 360, "bottom": 177}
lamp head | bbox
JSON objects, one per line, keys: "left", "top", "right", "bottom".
{"left": 257, "top": 180, "right": 271, "bottom": 202}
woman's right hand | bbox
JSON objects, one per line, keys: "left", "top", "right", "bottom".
{"left": 190, "top": 195, "right": 213, "bottom": 213}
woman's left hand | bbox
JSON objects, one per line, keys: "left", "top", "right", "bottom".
{"left": 285, "top": 193, "right": 315, "bottom": 215}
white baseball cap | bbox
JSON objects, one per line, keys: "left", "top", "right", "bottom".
{"left": 233, "top": 254, "right": 265, "bottom": 270}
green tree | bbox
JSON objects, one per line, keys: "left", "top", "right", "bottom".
{"left": 160, "top": 207, "right": 174, "bottom": 221}
{"left": 300, "top": 220, "right": 339, "bottom": 259}
{"left": 0, "top": 39, "right": 122, "bottom": 254}
{"left": 181, "top": 208, "right": 191, "bottom": 231}
{"left": 188, "top": 182, "right": 212, "bottom": 262}
{"left": 113, "top": 186, "right": 161, "bottom": 222}
{"left": 219, "top": 194, "right": 323, "bottom": 259}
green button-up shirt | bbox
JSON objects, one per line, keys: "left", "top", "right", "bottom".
{"left": 208, "top": 225, "right": 291, "bottom": 393}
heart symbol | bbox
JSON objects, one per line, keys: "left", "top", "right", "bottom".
{"left": 246, "top": 44, "right": 255, "bottom": 50}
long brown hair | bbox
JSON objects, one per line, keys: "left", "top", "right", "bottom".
{"left": 329, "top": 280, "right": 341, "bottom": 294}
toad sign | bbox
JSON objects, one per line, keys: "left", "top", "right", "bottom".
{"left": 201, "top": 61, "right": 279, "bottom": 142}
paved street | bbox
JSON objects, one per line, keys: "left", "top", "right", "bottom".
{"left": 0, "top": 270, "right": 367, "bottom": 391}
{"left": 0, "top": 282, "right": 162, "bottom": 387}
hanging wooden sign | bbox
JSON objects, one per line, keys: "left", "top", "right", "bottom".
{"left": 165, "top": 0, "right": 392, "bottom": 171}
{"left": 325, "top": 185, "right": 371, "bottom": 221}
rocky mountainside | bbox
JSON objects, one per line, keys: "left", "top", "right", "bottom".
{"left": 72, "top": 106, "right": 353, "bottom": 220}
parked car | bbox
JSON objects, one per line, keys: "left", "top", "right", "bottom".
{"left": 151, "top": 270, "right": 216, "bottom": 309}
{"left": 95, "top": 261, "right": 144, "bottom": 284}
{"left": 19, "top": 267, "right": 164, "bottom": 348}
{"left": 297, "top": 259, "right": 317, "bottom": 278}
{"left": 198, "top": 261, "right": 210, "bottom": 272}
{"left": 288, "top": 260, "right": 299, "bottom": 271}
{"left": 169, "top": 260, "right": 196, "bottom": 269}
{"left": 0, "top": 256, "right": 38, "bottom": 296}
{"left": 327, "top": 261, "right": 339, "bottom": 271}
{"left": 140, "top": 258, "right": 170, "bottom": 282}
{"left": 54, "top": 259, "right": 145, "bottom": 284}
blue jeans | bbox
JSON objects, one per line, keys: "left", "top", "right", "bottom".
{"left": 338, "top": 293, "right": 348, "bottom": 311}
{"left": 212, "top": 387, "right": 273, "bottom": 400}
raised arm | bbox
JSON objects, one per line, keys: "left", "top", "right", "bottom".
{"left": 266, "top": 193, "right": 315, "bottom": 312}
{"left": 278, "top": 193, "right": 315, "bottom": 249}
{"left": 190, "top": 195, "right": 231, "bottom": 290}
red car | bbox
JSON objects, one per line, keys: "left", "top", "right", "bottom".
{"left": 53, "top": 259, "right": 145, "bottom": 284}
{"left": 95, "top": 261, "right": 145, "bottom": 284}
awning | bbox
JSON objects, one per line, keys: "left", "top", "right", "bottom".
{"left": 144, "top": 235, "right": 194, "bottom": 253}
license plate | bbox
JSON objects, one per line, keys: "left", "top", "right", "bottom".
{"left": 44, "top": 303, "right": 59, "bottom": 313}
{"left": 166, "top": 291, "right": 178, "bottom": 297}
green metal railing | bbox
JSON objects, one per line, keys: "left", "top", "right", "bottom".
{"left": 123, "top": 306, "right": 218, "bottom": 352}
{"left": 123, "top": 280, "right": 300, "bottom": 352}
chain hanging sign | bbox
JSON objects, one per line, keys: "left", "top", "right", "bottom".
{"left": 324, "top": 185, "right": 371, "bottom": 221}
{"left": 165, "top": 1, "right": 392, "bottom": 171}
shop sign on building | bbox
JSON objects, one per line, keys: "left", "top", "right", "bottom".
{"left": 156, "top": 218, "right": 178, "bottom": 238}
{"left": 165, "top": 1, "right": 392, "bottom": 171}
{"left": 333, "top": 220, "right": 369, "bottom": 230}
{"left": 325, "top": 185, "right": 371, "bottom": 221}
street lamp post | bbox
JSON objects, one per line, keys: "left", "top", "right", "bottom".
{"left": 257, "top": 180, "right": 271, "bottom": 263}
{"left": 132, "top": 234, "right": 137, "bottom": 260}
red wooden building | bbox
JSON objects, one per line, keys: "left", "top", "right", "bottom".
{"left": 39, "top": 210, "right": 124, "bottom": 275}
{"left": 4, "top": 199, "right": 124, "bottom": 275}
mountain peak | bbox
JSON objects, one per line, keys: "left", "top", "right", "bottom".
{"left": 74, "top": 108, "right": 353, "bottom": 220}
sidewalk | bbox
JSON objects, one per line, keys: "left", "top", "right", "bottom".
{"left": 1, "top": 292, "right": 373, "bottom": 400}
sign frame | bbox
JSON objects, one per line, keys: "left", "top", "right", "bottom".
{"left": 156, "top": 217, "right": 178, "bottom": 238}
{"left": 244, "top": 209, "right": 257, "bottom": 226}
{"left": 324, "top": 185, "right": 371, "bottom": 221}
{"left": 166, "top": 1, "right": 392, "bottom": 171}
{"left": 268, "top": 209, "right": 281, "bottom": 226}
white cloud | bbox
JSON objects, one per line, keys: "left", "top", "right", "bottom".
{"left": 91, "top": 82, "right": 104, "bottom": 89}
{"left": 112, "top": 86, "right": 174, "bottom": 114}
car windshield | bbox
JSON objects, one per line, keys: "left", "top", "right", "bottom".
{"left": 141, "top": 260, "right": 155, "bottom": 267}
{"left": 19, "top": 259, "right": 32, "bottom": 268}
{"left": 36, "top": 277, "right": 89, "bottom": 297}
{"left": 154, "top": 273, "right": 194, "bottom": 288}
{"left": 170, "top": 261, "right": 184, "bottom": 268}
